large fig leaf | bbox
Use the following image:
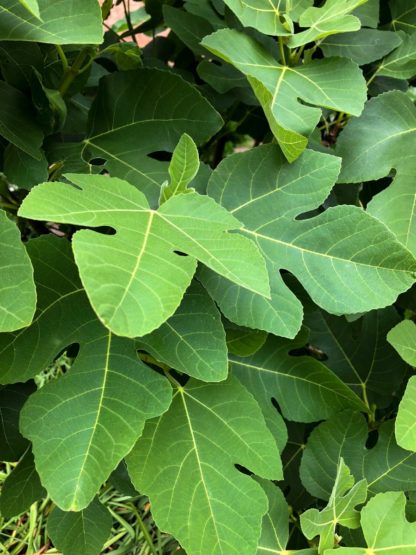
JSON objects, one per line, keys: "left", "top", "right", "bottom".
{"left": 337, "top": 91, "right": 416, "bottom": 256}
{"left": 300, "top": 411, "right": 416, "bottom": 500}
{"left": 202, "top": 29, "right": 366, "bottom": 161}
{"left": 0, "top": 236, "right": 172, "bottom": 511}
{"left": 127, "top": 377, "right": 282, "bottom": 555}
{"left": 201, "top": 144, "right": 416, "bottom": 337}
{"left": 0, "top": 0, "right": 103, "bottom": 44}
{"left": 306, "top": 307, "right": 407, "bottom": 408}
{"left": 84, "top": 69, "right": 223, "bottom": 204}
{"left": 19, "top": 174, "right": 269, "bottom": 338}
{"left": 229, "top": 329, "right": 367, "bottom": 424}
{"left": 0, "top": 210, "right": 36, "bottom": 332}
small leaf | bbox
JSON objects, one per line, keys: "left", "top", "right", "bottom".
{"left": 19, "top": 174, "right": 270, "bottom": 338}
{"left": 0, "top": 0, "right": 103, "bottom": 44}
{"left": 202, "top": 30, "right": 366, "bottom": 162}
{"left": 390, "top": 0, "right": 416, "bottom": 34}
{"left": 377, "top": 31, "right": 416, "bottom": 80}
{"left": 300, "top": 459, "right": 367, "bottom": 554}
{"left": 288, "top": 0, "right": 366, "bottom": 48}
{"left": 387, "top": 319, "right": 416, "bottom": 366}
{"left": 395, "top": 376, "right": 416, "bottom": 452}
{"left": 222, "top": 0, "right": 292, "bottom": 35}
{"left": 160, "top": 133, "right": 200, "bottom": 204}
{"left": 127, "top": 376, "right": 282, "bottom": 555}
{"left": 138, "top": 281, "right": 228, "bottom": 382}
{"left": 4, "top": 145, "right": 48, "bottom": 189}
{"left": 326, "top": 491, "right": 416, "bottom": 554}
{"left": 0, "top": 450, "right": 45, "bottom": 518}
{"left": 47, "top": 498, "right": 112, "bottom": 555}
{"left": 0, "top": 210, "right": 36, "bottom": 332}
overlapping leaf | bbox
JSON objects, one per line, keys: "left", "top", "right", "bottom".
{"left": 390, "top": 0, "right": 416, "bottom": 33}
{"left": 257, "top": 478, "right": 316, "bottom": 555}
{"left": 0, "top": 450, "right": 45, "bottom": 518}
{"left": 83, "top": 68, "right": 223, "bottom": 204}
{"left": 376, "top": 31, "right": 416, "bottom": 79}
{"left": 229, "top": 329, "right": 367, "bottom": 425}
{"left": 47, "top": 498, "right": 112, "bottom": 555}
{"left": 387, "top": 319, "right": 416, "bottom": 366}
{"left": 288, "top": 0, "right": 367, "bottom": 48}
{"left": 0, "top": 382, "right": 35, "bottom": 461}
{"left": 127, "top": 377, "right": 282, "bottom": 555}
{"left": 300, "top": 411, "right": 416, "bottom": 500}
{"left": 321, "top": 29, "right": 401, "bottom": 65}
{"left": 337, "top": 91, "right": 416, "bottom": 256}
{"left": 202, "top": 30, "right": 366, "bottom": 162}
{"left": 0, "top": 236, "right": 172, "bottom": 511}
{"left": 201, "top": 144, "right": 416, "bottom": 337}
{"left": 305, "top": 307, "right": 407, "bottom": 408}
{"left": 300, "top": 459, "right": 367, "bottom": 554}
{"left": 222, "top": 0, "right": 291, "bottom": 36}
{"left": 138, "top": 281, "right": 228, "bottom": 382}
{"left": 0, "top": 0, "right": 103, "bottom": 44}
{"left": 19, "top": 173, "right": 269, "bottom": 338}
{"left": 0, "top": 209, "right": 36, "bottom": 332}
{"left": 326, "top": 492, "right": 416, "bottom": 554}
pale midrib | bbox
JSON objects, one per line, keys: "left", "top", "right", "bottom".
{"left": 242, "top": 228, "right": 413, "bottom": 274}
{"left": 69, "top": 331, "right": 113, "bottom": 510}
{"left": 180, "top": 390, "right": 224, "bottom": 554}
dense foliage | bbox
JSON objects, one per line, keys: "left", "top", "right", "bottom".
{"left": 0, "top": 0, "right": 416, "bottom": 553}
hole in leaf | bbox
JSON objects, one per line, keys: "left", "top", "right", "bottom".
{"left": 148, "top": 151, "right": 172, "bottom": 162}
{"left": 234, "top": 463, "right": 252, "bottom": 476}
{"left": 89, "top": 157, "right": 106, "bottom": 166}
{"left": 173, "top": 250, "right": 188, "bottom": 257}
{"left": 366, "top": 429, "right": 379, "bottom": 449}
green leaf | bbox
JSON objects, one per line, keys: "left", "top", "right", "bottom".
{"left": 0, "top": 382, "right": 36, "bottom": 461}
{"left": 138, "top": 281, "right": 228, "bottom": 382}
{"left": 390, "top": 0, "right": 416, "bottom": 33}
{"left": 306, "top": 307, "right": 407, "bottom": 408}
{"left": 160, "top": 133, "right": 200, "bottom": 204}
{"left": 84, "top": 68, "right": 223, "bottom": 204}
{"left": 377, "top": 31, "right": 416, "bottom": 79}
{"left": 256, "top": 478, "right": 316, "bottom": 555}
{"left": 0, "top": 0, "right": 103, "bottom": 44}
{"left": 226, "top": 323, "right": 267, "bottom": 358}
{"left": 337, "top": 91, "right": 416, "bottom": 256}
{"left": 0, "top": 236, "right": 172, "bottom": 511}
{"left": 300, "top": 411, "right": 416, "bottom": 500}
{"left": 202, "top": 29, "right": 366, "bottom": 162}
{"left": 127, "top": 376, "right": 282, "bottom": 555}
{"left": 354, "top": 0, "right": 379, "bottom": 27}
{"left": 387, "top": 319, "right": 416, "bottom": 366}
{"left": 221, "top": 0, "right": 291, "bottom": 36}
{"left": 321, "top": 29, "right": 402, "bottom": 65}
{"left": 288, "top": 0, "right": 367, "bottom": 48}
{"left": 19, "top": 174, "right": 269, "bottom": 339}
{"left": 0, "top": 450, "right": 46, "bottom": 518}
{"left": 395, "top": 376, "right": 416, "bottom": 453}
{"left": 0, "top": 210, "right": 36, "bottom": 332}
{"left": 17, "top": 0, "right": 40, "bottom": 19}
{"left": 300, "top": 459, "right": 367, "bottom": 554}
{"left": 0, "top": 81, "right": 43, "bottom": 159}
{"left": 202, "top": 144, "right": 416, "bottom": 330}
{"left": 229, "top": 329, "right": 367, "bottom": 425}
{"left": 326, "top": 492, "right": 416, "bottom": 555}
{"left": 4, "top": 145, "right": 48, "bottom": 189}
{"left": 163, "top": 5, "right": 216, "bottom": 55}
{"left": 47, "top": 498, "right": 112, "bottom": 555}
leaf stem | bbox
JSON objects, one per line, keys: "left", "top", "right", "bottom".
{"left": 59, "top": 46, "right": 95, "bottom": 97}
{"left": 278, "top": 36, "right": 287, "bottom": 65}
{"left": 55, "top": 45, "right": 69, "bottom": 72}
{"left": 122, "top": 0, "right": 138, "bottom": 45}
